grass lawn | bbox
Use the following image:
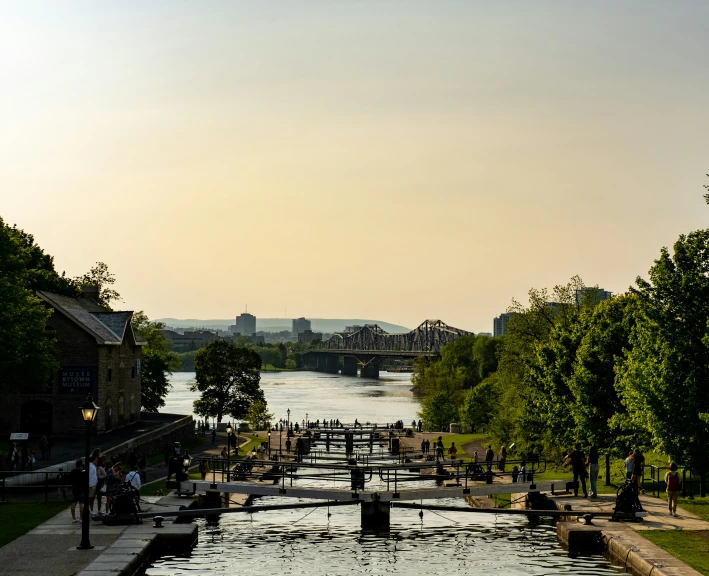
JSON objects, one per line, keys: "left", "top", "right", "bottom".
{"left": 0, "top": 501, "right": 68, "bottom": 548}
{"left": 640, "top": 531, "right": 709, "bottom": 576}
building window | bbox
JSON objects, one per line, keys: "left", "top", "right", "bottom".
{"left": 108, "top": 368, "right": 112, "bottom": 382}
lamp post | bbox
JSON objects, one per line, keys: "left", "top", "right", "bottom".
{"left": 225, "top": 423, "right": 232, "bottom": 482}
{"left": 267, "top": 430, "right": 271, "bottom": 460}
{"left": 287, "top": 408, "right": 290, "bottom": 429}
{"left": 306, "top": 413, "right": 309, "bottom": 428}
{"left": 78, "top": 394, "right": 99, "bottom": 550}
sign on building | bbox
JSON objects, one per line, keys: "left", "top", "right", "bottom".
{"left": 58, "top": 367, "right": 96, "bottom": 394}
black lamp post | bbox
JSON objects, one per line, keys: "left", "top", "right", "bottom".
{"left": 77, "top": 394, "right": 99, "bottom": 550}
{"left": 287, "top": 408, "right": 290, "bottom": 429}
{"left": 225, "top": 423, "right": 232, "bottom": 482}
{"left": 267, "top": 430, "right": 271, "bottom": 460}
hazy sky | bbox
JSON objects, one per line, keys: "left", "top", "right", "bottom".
{"left": 2, "top": 1, "right": 708, "bottom": 332}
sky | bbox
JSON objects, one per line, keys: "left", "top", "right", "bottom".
{"left": 1, "top": 1, "right": 708, "bottom": 333}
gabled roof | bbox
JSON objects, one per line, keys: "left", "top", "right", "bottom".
{"left": 36, "top": 291, "right": 145, "bottom": 346}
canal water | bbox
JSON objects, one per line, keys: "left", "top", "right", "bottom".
{"left": 150, "top": 371, "right": 622, "bottom": 575}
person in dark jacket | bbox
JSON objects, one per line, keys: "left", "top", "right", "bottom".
{"left": 563, "top": 443, "right": 588, "bottom": 497}
{"left": 70, "top": 459, "right": 85, "bottom": 523}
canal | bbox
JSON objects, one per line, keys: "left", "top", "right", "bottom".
{"left": 151, "top": 371, "right": 622, "bottom": 575}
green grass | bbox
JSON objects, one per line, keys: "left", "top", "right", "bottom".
{"left": 0, "top": 501, "right": 68, "bottom": 548}
{"left": 640, "top": 531, "right": 709, "bottom": 576}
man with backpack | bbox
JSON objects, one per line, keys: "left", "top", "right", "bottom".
{"left": 665, "top": 462, "right": 681, "bottom": 516}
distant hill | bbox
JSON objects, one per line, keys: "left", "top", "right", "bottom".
{"left": 157, "top": 318, "right": 411, "bottom": 334}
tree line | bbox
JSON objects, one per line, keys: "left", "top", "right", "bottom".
{"left": 416, "top": 188, "right": 709, "bottom": 485}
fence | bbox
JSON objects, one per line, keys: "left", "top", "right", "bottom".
{"left": 643, "top": 465, "right": 706, "bottom": 498}
{"left": 0, "top": 470, "right": 75, "bottom": 503}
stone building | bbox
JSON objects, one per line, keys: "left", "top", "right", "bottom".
{"left": 1, "top": 287, "right": 145, "bottom": 435}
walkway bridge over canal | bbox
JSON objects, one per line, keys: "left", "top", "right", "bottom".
{"left": 301, "top": 320, "right": 470, "bottom": 378}
{"left": 157, "top": 426, "right": 606, "bottom": 531}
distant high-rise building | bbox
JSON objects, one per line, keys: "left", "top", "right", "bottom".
{"left": 298, "top": 329, "right": 323, "bottom": 344}
{"left": 576, "top": 287, "right": 613, "bottom": 306}
{"left": 235, "top": 312, "right": 256, "bottom": 337}
{"left": 292, "top": 317, "right": 311, "bottom": 337}
{"left": 493, "top": 313, "right": 516, "bottom": 337}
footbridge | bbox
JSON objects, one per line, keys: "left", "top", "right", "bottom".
{"left": 301, "top": 319, "right": 470, "bottom": 378}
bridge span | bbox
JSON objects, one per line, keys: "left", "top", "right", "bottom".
{"left": 301, "top": 319, "right": 469, "bottom": 378}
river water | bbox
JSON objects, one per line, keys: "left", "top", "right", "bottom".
{"left": 148, "top": 371, "right": 621, "bottom": 576}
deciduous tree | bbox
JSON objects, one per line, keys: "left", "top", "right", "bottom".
{"left": 192, "top": 341, "right": 264, "bottom": 422}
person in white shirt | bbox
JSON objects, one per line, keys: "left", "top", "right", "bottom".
{"left": 125, "top": 465, "right": 142, "bottom": 490}
{"left": 88, "top": 449, "right": 100, "bottom": 511}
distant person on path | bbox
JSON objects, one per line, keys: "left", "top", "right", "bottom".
{"left": 498, "top": 446, "right": 507, "bottom": 472}
{"left": 511, "top": 465, "right": 520, "bottom": 483}
{"left": 286, "top": 437, "right": 292, "bottom": 454}
{"left": 485, "top": 445, "right": 494, "bottom": 471}
{"left": 631, "top": 449, "right": 645, "bottom": 487}
{"left": 448, "top": 442, "right": 457, "bottom": 460}
{"left": 212, "top": 429, "right": 217, "bottom": 445}
{"left": 587, "top": 445, "right": 599, "bottom": 498}
{"left": 563, "top": 443, "right": 588, "bottom": 497}
{"left": 473, "top": 451, "right": 479, "bottom": 463}
{"left": 518, "top": 460, "right": 527, "bottom": 482}
{"left": 425, "top": 439, "right": 431, "bottom": 455}
{"left": 436, "top": 437, "right": 444, "bottom": 460}
{"left": 417, "top": 420, "right": 422, "bottom": 432}
{"left": 40, "top": 436, "right": 49, "bottom": 460}
{"left": 295, "top": 437, "right": 304, "bottom": 463}
{"left": 125, "top": 465, "right": 142, "bottom": 490}
{"left": 665, "top": 462, "right": 681, "bottom": 516}
{"left": 199, "top": 460, "right": 210, "bottom": 480}
{"left": 70, "top": 459, "right": 85, "bottom": 523}
{"left": 420, "top": 438, "right": 427, "bottom": 456}
{"left": 623, "top": 451, "right": 634, "bottom": 480}
{"left": 220, "top": 446, "right": 228, "bottom": 460}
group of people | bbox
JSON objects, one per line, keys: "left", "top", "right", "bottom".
{"left": 67, "top": 448, "right": 142, "bottom": 523}
{"left": 5, "top": 442, "right": 37, "bottom": 471}
{"left": 419, "top": 437, "right": 460, "bottom": 460}
{"left": 562, "top": 443, "right": 600, "bottom": 498}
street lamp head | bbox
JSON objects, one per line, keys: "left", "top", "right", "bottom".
{"left": 80, "top": 394, "right": 99, "bottom": 422}
{"left": 183, "top": 455, "right": 191, "bottom": 468}
{"left": 268, "top": 431, "right": 271, "bottom": 437}
{"left": 225, "top": 424, "right": 232, "bottom": 435}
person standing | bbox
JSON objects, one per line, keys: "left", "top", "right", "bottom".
{"left": 499, "top": 446, "right": 507, "bottom": 472}
{"left": 286, "top": 437, "right": 292, "bottom": 454}
{"left": 631, "top": 449, "right": 645, "bottom": 487}
{"left": 563, "top": 443, "right": 588, "bottom": 497}
{"left": 70, "top": 459, "right": 85, "bottom": 523}
{"left": 448, "top": 442, "right": 458, "bottom": 460}
{"left": 420, "top": 438, "right": 427, "bottom": 456}
{"left": 95, "top": 458, "right": 107, "bottom": 515}
{"left": 624, "top": 451, "right": 635, "bottom": 481}
{"left": 125, "top": 465, "right": 142, "bottom": 490}
{"left": 88, "top": 449, "right": 100, "bottom": 512}
{"left": 425, "top": 438, "right": 431, "bottom": 455}
{"left": 665, "top": 462, "right": 681, "bottom": 516}
{"left": 587, "top": 445, "right": 599, "bottom": 498}
{"left": 485, "top": 445, "right": 494, "bottom": 471}
{"left": 211, "top": 428, "right": 217, "bottom": 446}
{"left": 436, "top": 437, "right": 444, "bottom": 460}
{"left": 105, "top": 463, "right": 122, "bottom": 514}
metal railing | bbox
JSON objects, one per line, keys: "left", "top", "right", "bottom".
{"left": 644, "top": 465, "right": 705, "bottom": 499}
{"left": 0, "top": 470, "right": 74, "bottom": 503}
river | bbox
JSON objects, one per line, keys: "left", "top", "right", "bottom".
{"left": 149, "top": 370, "right": 621, "bottom": 576}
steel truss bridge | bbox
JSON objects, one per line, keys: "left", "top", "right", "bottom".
{"left": 301, "top": 320, "right": 470, "bottom": 378}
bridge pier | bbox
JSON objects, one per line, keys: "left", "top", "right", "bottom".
{"left": 361, "top": 499, "right": 390, "bottom": 532}
{"left": 341, "top": 356, "right": 358, "bottom": 376}
{"left": 325, "top": 355, "right": 340, "bottom": 374}
{"left": 360, "top": 359, "right": 380, "bottom": 379}
{"left": 315, "top": 355, "right": 328, "bottom": 372}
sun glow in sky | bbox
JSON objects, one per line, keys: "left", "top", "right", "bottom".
{"left": 2, "top": 1, "right": 708, "bottom": 332}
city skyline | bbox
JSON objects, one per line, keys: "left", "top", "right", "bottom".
{"left": 2, "top": 1, "right": 708, "bottom": 333}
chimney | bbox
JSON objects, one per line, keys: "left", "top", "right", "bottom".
{"left": 82, "top": 285, "right": 100, "bottom": 302}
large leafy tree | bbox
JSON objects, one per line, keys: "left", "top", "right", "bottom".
{"left": 418, "top": 391, "right": 458, "bottom": 432}
{"left": 0, "top": 218, "right": 78, "bottom": 397}
{"left": 617, "top": 230, "right": 709, "bottom": 491}
{"left": 191, "top": 340, "right": 264, "bottom": 422}
{"left": 131, "top": 312, "right": 181, "bottom": 412}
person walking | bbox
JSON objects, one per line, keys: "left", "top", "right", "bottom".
{"left": 563, "top": 443, "right": 588, "bottom": 497}
{"left": 295, "top": 437, "right": 304, "bottom": 463}
{"left": 485, "top": 445, "right": 494, "bottom": 471}
{"left": 631, "top": 449, "right": 645, "bottom": 487}
{"left": 39, "top": 436, "right": 49, "bottom": 460}
{"left": 587, "top": 444, "right": 599, "bottom": 498}
{"left": 286, "top": 437, "right": 292, "bottom": 454}
{"left": 665, "top": 462, "right": 681, "bottom": 516}
{"left": 425, "top": 438, "right": 431, "bottom": 455}
{"left": 211, "top": 428, "right": 217, "bottom": 446}
{"left": 70, "top": 459, "right": 85, "bottom": 523}
{"left": 420, "top": 438, "right": 427, "bottom": 456}
{"left": 199, "top": 459, "right": 210, "bottom": 480}
{"left": 96, "top": 458, "right": 107, "bottom": 514}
